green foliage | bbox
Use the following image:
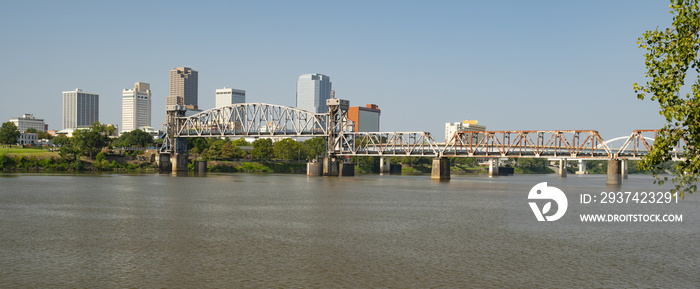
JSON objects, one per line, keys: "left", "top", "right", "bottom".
{"left": 515, "top": 158, "right": 555, "bottom": 174}
{"left": 0, "top": 154, "right": 16, "bottom": 169}
{"left": 114, "top": 129, "right": 154, "bottom": 147}
{"left": 0, "top": 122, "right": 20, "bottom": 146}
{"left": 273, "top": 138, "right": 302, "bottom": 161}
{"left": 52, "top": 135, "right": 70, "bottom": 146}
{"left": 239, "top": 162, "right": 272, "bottom": 173}
{"left": 95, "top": 151, "right": 106, "bottom": 162}
{"left": 352, "top": 156, "right": 380, "bottom": 173}
{"left": 301, "top": 137, "right": 326, "bottom": 161}
{"left": 187, "top": 137, "right": 211, "bottom": 152}
{"left": 231, "top": 138, "right": 250, "bottom": 146}
{"left": 450, "top": 157, "right": 478, "bottom": 166}
{"left": 59, "top": 142, "right": 80, "bottom": 162}
{"left": 634, "top": 0, "right": 700, "bottom": 197}
{"left": 251, "top": 138, "right": 274, "bottom": 160}
{"left": 72, "top": 122, "right": 111, "bottom": 159}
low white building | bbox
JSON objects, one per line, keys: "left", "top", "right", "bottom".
{"left": 17, "top": 133, "right": 38, "bottom": 146}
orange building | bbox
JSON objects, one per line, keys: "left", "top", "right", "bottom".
{"left": 348, "top": 104, "right": 381, "bottom": 132}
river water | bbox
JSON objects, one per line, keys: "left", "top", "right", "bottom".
{"left": 0, "top": 173, "right": 697, "bottom": 288}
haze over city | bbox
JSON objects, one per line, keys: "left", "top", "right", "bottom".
{"left": 0, "top": 1, "right": 673, "bottom": 139}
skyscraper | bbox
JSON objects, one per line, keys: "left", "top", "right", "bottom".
{"left": 122, "top": 82, "right": 152, "bottom": 133}
{"left": 296, "top": 73, "right": 331, "bottom": 113}
{"left": 63, "top": 88, "right": 99, "bottom": 129}
{"left": 215, "top": 87, "right": 246, "bottom": 108}
{"left": 167, "top": 67, "right": 198, "bottom": 110}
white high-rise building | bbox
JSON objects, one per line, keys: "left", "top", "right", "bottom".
{"left": 10, "top": 114, "right": 46, "bottom": 132}
{"left": 63, "top": 89, "right": 99, "bottom": 129}
{"left": 215, "top": 87, "right": 246, "bottom": 108}
{"left": 122, "top": 82, "right": 152, "bottom": 133}
{"left": 296, "top": 73, "right": 331, "bottom": 113}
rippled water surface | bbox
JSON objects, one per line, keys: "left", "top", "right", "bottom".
{"left": 0, "top": 173, "right": 698, "bottom": 288}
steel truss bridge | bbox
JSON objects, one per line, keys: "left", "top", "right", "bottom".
{"left": 161, "top": 103, "right": 685, "bottom": 160}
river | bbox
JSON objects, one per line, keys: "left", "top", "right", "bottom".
{"left": 0, "top": 173, "right": 697, "bottom": 288}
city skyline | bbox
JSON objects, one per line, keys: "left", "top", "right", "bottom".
{"left": 0, "top": 1, "right": 676, "bottom": 139}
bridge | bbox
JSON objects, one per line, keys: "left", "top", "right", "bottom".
{"left": 159, "top": 100, "right": 684, "bottom": 184}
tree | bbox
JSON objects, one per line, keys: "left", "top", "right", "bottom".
{"left": 72, "top": 122, "right": 111, "bottom": 159}
{"left": 634, "top": 0, "right": 700, "bottom": 197}
{"left": 58, "top": 138, "right": 80, "bottom": 162}
{"left": 0, "top": 122, "right": 20, "bottom": 147}
{"left": 273, "top": 138, "right": 301, "bottom": 161}
{"left": 115, "top": 129, "right": 154, "bottom": 147}
{"left": 231, "top": 138, "right": 250, "bottom": 146}
{"left": 52, "top": 135, "right": 70, "bottom": 147}
{"left": 302, "top": 137, "right": 326, "bottom": 161}
{"left": 220, "top": 141, "right": 236, "bottom": 159}
{"left": 251, "top": 138, "right": 274, "bottom": 160}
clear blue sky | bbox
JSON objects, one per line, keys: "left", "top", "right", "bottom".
{"left": 0, "top": 0, "right": 675, "bottom": 140}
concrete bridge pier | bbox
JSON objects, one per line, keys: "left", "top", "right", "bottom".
{"left": 488, "top": 158, "right": 499, "bottom": 176}
{"left": 171, "top": 153, "right": 188, "bottom": 172}
{"left": 431, "top": 157, "right": 450, "bottom": 181}
{"left": 379, "top": 156, "right": 391, "bottom": 175}
{"left": 621, "top": 159, "right": 629, "bottom": 179}
{"left": 157, "top": 153, "right": 172, "bottom": 172}
{"left": 559, "top": 158, "right": 567, "bottom": 177}
{"left": 307, "top": 161, "right": 323, "bottom": 176}
{"left": 607, "top": 159, "right": 622, "bottom": 185}
{"left": 194, "top": 160, "right": 207, "bottom": 174}
{"left": 576, "top": 160, "right": 587, "bottom": 174}
{"left": 340, "top": 162, "right": 355, "bottom": 176}
{"left": 323, "top": 157, "right": 339, "bottom": 176}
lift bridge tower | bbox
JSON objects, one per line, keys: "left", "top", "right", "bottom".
{"left": 158, "top": 98, "right": 188, "bottom": 172}
{"left": 323, "top": 98, "right": 351, "bottom": 176}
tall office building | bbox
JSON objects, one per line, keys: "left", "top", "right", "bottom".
{"left": 296, "top": 73, "right": 331, "bottom": 113}
{"left": 215, "top": 87, "right": 246, "bottom": 108}
{"left": 63, "top": 89, "right": 99, "bottom": 129}
{"left": 122, "top": 82, "right": 152, "bottom": 133}
{"left": 167, "top": 67, "right": 198, "bottom": 110}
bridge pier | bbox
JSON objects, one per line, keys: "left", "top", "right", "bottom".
{"left": 157, "top": 153, "right": 172, "bottom": 172}
{"left": 171, "top": 153, "right": 188, "bottom": 172}
{"left": 576, "top": 160, "right": 587, "bottom": 174}
{"left": 379, "top": 156, "right": 391, "bottom": 175}
{"left": 607, "top": 159, "right": 622, "bottom": 185}
{"left": 621, "top": 159, "right": 628, "bottom": 179}
{"left": 307, "top": 161, "right": 323, "bottom": 176}
{"left": 488, "top": 159, "right": 499, "bottom": 176}
{"left": 390, "top": 164, "right": 402, "bottom": 175}
{"left": 340, "top": 162, "right": 355, "bottom": 176}
{"left": 323, "top": 157, "right": 339, "bottom": 176}
{"left": 431, "top": 157, "right": 450, "bottom": 181}
{"left": 559, "top": 158, "right": 567, "bottom": 177}
{"left": 194, "top": 160, "right": 207, "bottom": 174}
